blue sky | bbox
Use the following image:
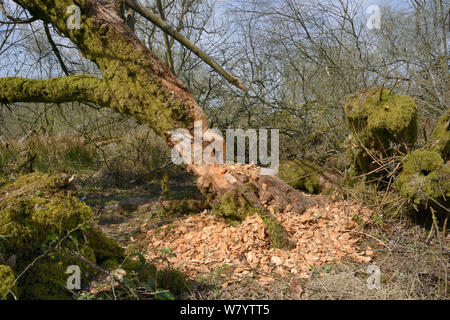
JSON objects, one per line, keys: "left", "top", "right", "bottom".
{"left": 0, "top": 0, "right": 420, "bottom": 79}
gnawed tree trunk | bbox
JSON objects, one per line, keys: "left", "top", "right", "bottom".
{"left": 0, "top": 0, "right": 316, "bottom": 248}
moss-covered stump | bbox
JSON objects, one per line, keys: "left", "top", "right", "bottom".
{"left": 345, "top": 88, "right": 418, "bottom": 174}
{"left": 430, "top": 110, "right": 450, "bottom": 161}
{"left": 397, "top": 150, "right": 450, "bottom": 208}
{"left": 211, "top": 190, "right": 295, "bottom": 250}
{"left": 396, "top": 111, "right": 450, "bottom": 210}
{"left": 0, "top": 172, "right": 124, "bottom": 299}
{"left": 277, "top": 159, "right": 336, "bottom": 194}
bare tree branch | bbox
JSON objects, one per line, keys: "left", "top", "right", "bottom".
{"left": 0, "top": 0, "right": 36, "bottom": 24}
{"left": 43, "top": 23, "right": 70, "bottom": 76}
{"left": 124, "top": 0, "right": 248, "bottom": 92}
{"left": 155, "top": 0, "right": 175, "bottom": 74}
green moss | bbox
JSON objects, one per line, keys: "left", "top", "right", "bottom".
{"left": 0, "top": 175, "right": 8, "bottom": 188}
{"left": 0, "top": 194, "right": 92, "bottom": 255}
{"left": 161, "top": 199, "right": 209, "bottom": 216}
{"left": 17, "top": 253, "right": 96, "bottom": 300}
{"left": 0, "top": 265, "right": 15, "bottom": 299}
{"left": 161, "top": 171, "right": 170, "bottom": 199}
{"left": 123, "top": 260, "right": 188, "bottom": 294}
{"left": 100, "top": 258, "right": 120, "bottom": 271}
{"left": 18, "top": 258, "right": 68, "bottom": 300}
{"left": 430, "top": 110, "right": 450, "bottom": 161}
{"left": 396, "top": 111, "right": 450, "bottom": 209}
{"left": 257, "top": 210, "right": 295, "bottom": 250}
{"left": 277, "top": 159, "right": 322, "bottom": 194}
{"left": 85, "top": 228, "right": 124, "bottom": 264}
{"left": 345, "top": 88, "right": 418, "bottom": 143}
{"left": 245, "top": 182, "right": 259, "bottom": 194}
{"left": 345, "top": 88, "right": 418, "bottom": 174}
{"left": 0, "top": 0, "right": 198, "bottom": 140}
{"left": 397, "top": 150, "right": 449, "bottom": 205}
{"left": 11, "top": 239, "right": 100, "bottom": 300}
{"left": 211, "top": 191, "right": 255, "bottom": 224}
{"left": 421, "top": 165, "right": 450, "bottom": 200}
{"left": 0, "top": 172, "right": 125, "bottom": 299}
{"left": 212, "top": 191, "right": 294, "bottom": 249}
{"left": 80, "top": 245, "right": 97, "bottom": 266}
{"left": 156, "top": 268, "right": 188, "bottom": 294}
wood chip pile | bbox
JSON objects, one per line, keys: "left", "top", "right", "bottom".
{"left": 143, "top": 201, "right": 374, "bottom": 287}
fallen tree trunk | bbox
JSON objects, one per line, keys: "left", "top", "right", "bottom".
{"left": 0, "top": 0, "right": 316, "bottom": 248}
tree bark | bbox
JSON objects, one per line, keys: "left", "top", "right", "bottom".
{"left": 0, "top": 0, "right": 316, "bottom": 248}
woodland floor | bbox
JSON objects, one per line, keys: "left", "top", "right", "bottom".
{"left": 76, "top": 171, "right": 449, "bottom": 300}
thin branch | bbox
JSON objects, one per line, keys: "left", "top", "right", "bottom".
{"left": 124, "top": 0, "right": 248, "bottom": 92}
{"left": 155, "top": 0, "right": 175, "bottom": 74}
{"left": 0, "top": 0, "right": 36, "bottom": 24}
{"left": 43, "top": 23, "right": 70, "bottom": 76}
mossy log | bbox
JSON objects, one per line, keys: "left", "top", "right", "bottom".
{"left": 0, "top": 1, "right": 317, "bottom": 249}
{"left": 397, "top": 150, "right": 449, "bottom": 204}
{"left": 211, "top": 189, "right": 295, "bottom": 250}
{"left": 277, "top": 159, "right": 337, "bottom": 194}
{"left": 397, "top": 111, "right": 450, "bottom": 210}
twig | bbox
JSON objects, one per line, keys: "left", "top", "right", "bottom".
{"left": 69, "top": 250, "right": 140, "bottom": 300}
{"left": 343, "top": 229, "right": 392, "bottom": 251}
{"left": 442, "top": 212, "right": 449, "bottom": 242}
{"left": 129, "top": 161, "right": 173, "bottom": 184}
{"left": 124, "top": 0, "right": 248, "bottom": 92}
{"left": 0, "top": 0, "right": 37, "bottom": 24}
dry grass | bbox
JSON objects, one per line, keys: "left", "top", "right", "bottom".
{"left": 0, "top": 129, "right": 180, "bottom": 186}
{"left": 0, "top": 134, "right": 99, "bottom": 174}
{"left": 304, "top": 217, "right": 449, "bottom": 300}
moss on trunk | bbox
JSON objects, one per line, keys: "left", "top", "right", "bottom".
{"left": 211, "top": 191, "right": 294, "bottom": 250}
{"left": 430, "top": 110, "right": 450, "bottom": 161}
{"left": 277, "top": 159, "right": 323, "bottom": 194}
{"left": 4, "top": 0, "right": 204, "bottom": 139}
